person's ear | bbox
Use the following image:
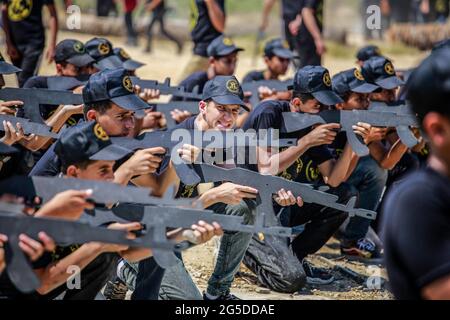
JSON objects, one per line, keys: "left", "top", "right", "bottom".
{"left": 208, "top": 57, "right": 215, "bottom": 66}
{"left": 423, "top": 112, "right": 450, "bottom": 148}
{"left": 55, "top": 63, "right": 64, "bottom": 76}
{"left": 263, "top": 56, "right": 271, "bottom": 65}
{"left": 66, "top": 165, "right": 79, "bottom": 178}
{"left": 85, "top": 109, "right": 97, "bottom": 122}
{"left": 199, "top": 101, "right": 208, "bottom": 115}
{"left": 335, "top": 103, "right": 344, "bottom": 110}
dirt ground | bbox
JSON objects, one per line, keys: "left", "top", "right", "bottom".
{"left": 1, "top": 30, "right": 426, "bottom": 300}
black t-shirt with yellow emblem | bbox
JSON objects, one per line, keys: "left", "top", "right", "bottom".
{"left": 189, "top": 0, "right": 226, "bottom": 57}
{"left": 3, "top": 0, "right": 54, "bottom": 46}
{"left": 242, "top": 99, "right": 333, "bottom": 185}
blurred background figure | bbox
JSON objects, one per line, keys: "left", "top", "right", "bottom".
{"left": 123, "top": 0, "right": 138, "bottom": 46}
{"left": 144, "top": 0, "right": 183, "bottom": 54}
{"left": 97, "top": 0, "right": 118, "bottom": 17}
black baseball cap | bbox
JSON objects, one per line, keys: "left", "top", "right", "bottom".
{"left": 407, "top": 48, "right": 450, "bottom": 122}
{"left": 55, "top": 121, "right": 132, "bottom": 167}
{"left": 362, "top": 56, "right": 405, "bottom": 90}
{"left": 0, "top": 52, "right": 21, "bottom": 74}
{"left": 264, "top": 38, "right": 295, "bottom": 59}
{"left": 292, "top": 66, "right": 343, "bottom": 106}
{"left": 432, "top": 38, "right": 450, "bottom": 52}
{"left": 114, "top": 48, "right": 145, "bottom": 71}
{"left": 85, "top": 37, "right": 123, "bottom": 71}
{"left": 332, "top": 68, "right": 379, "bottom": 97}
{"left": 356, "top": 45, "right": 382, "bottom": 62}
{"left": 202, "top": 75, "right": 249, "bottom": 111}
{"left": 54, "top": 39, "right": 95, "bottom": 67}
{"left": 82, "top": 68, "right": 150, "bottom": 118}
{"left": 207, "top": 35, "right": 244, "bottom": 57}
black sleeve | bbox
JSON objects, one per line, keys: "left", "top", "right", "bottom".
{"left": 242, "top": 71, "right": 263, "bottom": 84}
{"left": 28, "top": 143, "right": 61, "bottom": 177}
{"left": 384, "top": 182, "right": 450, "bottom": 290}
{"left": 307, "top": 145, "right": 333, "bottom": 166}
{"left": 43, "top": 0, "right": 55, "bottom": 5}
{"left": 302, "top": 0, "right": 318, "bottom": 10}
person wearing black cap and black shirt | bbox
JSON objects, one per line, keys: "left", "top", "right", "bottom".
{"left": 144, "top": 0, "right": 183, "bottom": 54}
{"left": 243, "top": 38, "right": 295, "bottom": 83}
{"left": 382, "top": 48, "right": 450, "bottom": 300}
{"left": 30, "top": 68, "right": 165, "bottom": 186}
{"left": 1, "top": 0, "right": 58, "bottom": 87}
{"left": 180, "top": 0, "right": 225, "bottom": 79}
{"left": 356, "top": 45, "right": 382, "bottom": 67}
{"left": 241, "top": 66, "right": 361, "bottom": 290}
{"left": 330, "top": 69, "right": 388, "bottom": 259}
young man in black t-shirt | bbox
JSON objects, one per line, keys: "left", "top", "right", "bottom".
{"left": 382, "top": 48, "right": 450, "bottom": 300}
{"left": 1, "top": 0, "right": 58, "bottom": 87}
{"left": 330, "top": 68, "right": 388, "bottom": 259}
{"left": 180, "top": 0, "right": 226, "bottom": 79}
{"left": 242, "top": 66, "right": 359, "bottom": 289}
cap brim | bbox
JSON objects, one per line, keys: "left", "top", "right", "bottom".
{"left": 66, "top": 54, "right": 96, "bottom": 67}
{"left": 94, "top": 55, "right": 124, "bottom": 71}
{"left": 0, "top": 142, "right": 18, "bottom": 155}
{"left": 312, "top": 90, "right": 344, "bottom": 106}
{"left": 375, "top": 77, "right": 405, "bottom": 90}
{"left": 0, "top": 62, "right": 21, "bottom": 74}
{"left": 272, "top": 48, "right": 295, "bottom": 59}
{"left": 351, "top": 82, "right": 379, "bottom": 94}
{"left": 111, "top": 94, "right": 149, "bottom": 118}
{"left": 123, "top": 59, "right": 145, "bottom": 71}
{"left": 211, "top": 95, "right": 249, "bottom": 112}
{"left": 89, "top": 143, "right": 132, "bottom": 161}
{"left": 216, "top": 47, "right": 244, "bottom": 57}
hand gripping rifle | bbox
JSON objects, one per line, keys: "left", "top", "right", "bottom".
{"left": 130, "top": 77, "right": 203, "bottom": 101}
{"left": 282, "top": 109, "right": 419, "bottom": 157}
{"left": 0, "top": 114, "right": 59, "bottom": 138}
{"left": 242, "top": 79, "right": 293, "bottom": 107}
{"left": 194, "top": 163, "right": 377, "bottom": 228}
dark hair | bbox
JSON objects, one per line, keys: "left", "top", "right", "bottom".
{"left": 61, "top": 159, "right": 96, "bottom": 175}
{"left": 83, "top": 100, "right": 113, "bottom": 117}
{"left": 292, "top": 92, "right": 315, "bottom": 103}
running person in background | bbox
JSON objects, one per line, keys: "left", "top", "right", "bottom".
{"left": 144, "top": 0, "right": 183, "bottom": 54}
{"left": 180, "top": 0, "right": 226, "bottom": 79}
{"left": 123, "top": 0, "right": 138, "bottom": 46}
{"left": 1, "top": 0, "right": 58, "bottom": 87}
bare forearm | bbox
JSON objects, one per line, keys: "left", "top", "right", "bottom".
{"left": 205, "top": 0, "right": 225, "bottom": 33}
{"left": 326, "top": 143, "right": 354, "bottom": 187}
{"left": 47, "top": 5, "right": 58, "bottom": 49}
{"left": 35, "top": 243, "right": 102, "bottom": 295}
{"left": 380, "top": 139, "right": 408, "bottom": 170}
{"left": 302, "top": 8, "right": 322, "bottom": 41}
{"left": 261, "top": 0, "right": 277, "bottom": 27}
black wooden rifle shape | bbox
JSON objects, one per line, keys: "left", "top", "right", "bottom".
{"left": 282, "top": 109, "right": 419, "bottom": 157}
{"left": 111, "top": 129, "right": 297, "bottom": 185}
{"left": 0, "top": 175, "right": 193, "bottom": 207}
{"left": 0, "top": 114, "right": 59, "bottom": 138}
{"left": 195, "top": 163, "right": 377, "bottom": 227}
{"left": 150, "top": 101, "right": 200, "bottom": 128}
{"left": 242, "top": 79, "right": 293, "bottom": 108}
{"left": 130, "top": 77, "right": 202, "bottom": 100}
{"left": 46, "top": 75, "right": 89, "bottom": 91}
{"left": 0, "top": 207, "right": 186, "bottom": 294}
{"left": 0, "top": 87, "right": 83, "bottom": 124}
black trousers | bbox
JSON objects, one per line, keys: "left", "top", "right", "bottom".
{"left": 146, "top": 10, "right": 182, "bottom": 51}
{"left": 11, "top": 42, "right": 44, "bottom": 87}
{"left": 243, "top": 183, "right": 354, "bottom": 293}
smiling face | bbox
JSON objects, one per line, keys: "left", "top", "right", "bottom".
{"left": 199, "top": 100, "right": 240, "bottom": 130}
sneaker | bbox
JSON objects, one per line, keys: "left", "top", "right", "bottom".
{"left": 203, "top": 291, "right": 241, "bottom": 300}
{"left": 341, "top": 238, "right": 379, "bottom": 259}
{"left": 302, "top": 260, "right": 335, "bottom": 285}
{"left": 103, "top": 278, "right": 128, "bottom": 300}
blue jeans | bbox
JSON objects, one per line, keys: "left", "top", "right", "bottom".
{"left": 343, "top": 156, "right": 387, "bottom": 241}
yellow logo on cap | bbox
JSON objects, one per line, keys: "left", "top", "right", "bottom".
{"left": 98, "top": 43, "right": 110, "bottom": 56}
{"left": 8, "top": 0, "right": 32, "bottom": 22}
{"left": 283, "top": 40, "right": 290, "bottom": 49}
{"left": 223, "top": 37, "right": 234, "bottom": 46}
{"left": 123, "top": 76, "right": 134, "bottom": 93}
{"left": 226, "top": 79, "right": 240, "bottom": 93}
{"left": 354, "top": 69, "right": 365, "bottom": 81}
{"left": 323, "top": 72, "right": 332, "bottom": 87}
{"left": 384, "top": 62, "right": 395, "bottom": 75}
{"left": 120, "top": 49, "right": 130, "bottom": 60}
{"left": 73, "top": 41, "right": 85, "bottom": 53}
{"left": 94, "top": 123, "right": 109, "bottom": 141}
